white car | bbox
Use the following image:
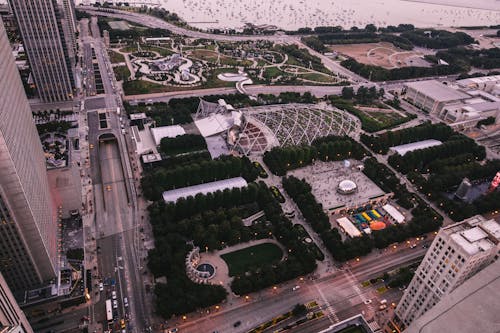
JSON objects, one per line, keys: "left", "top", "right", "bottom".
{"left": 99, "top": 283, "right": 104, "bottom": 292}
{"left": 112, "top": 291, "right": 117, "bottom": 300}
{"left": 123, "top": 297, "right": 128, "bottom": 307}
{"left": 113, "top": 300, "right": 118, "bottom": 309}
{"left": 292, "top": 285, "right": 300, "bottom": 291}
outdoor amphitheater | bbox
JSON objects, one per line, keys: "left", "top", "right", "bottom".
{"left": 229, "top": 103, "right": 361, "bottom": 155}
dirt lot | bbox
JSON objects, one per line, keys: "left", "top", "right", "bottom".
{"left": 331, "top": 42, "right": 431, "bottom": 69}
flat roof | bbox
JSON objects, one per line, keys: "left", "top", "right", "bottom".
{"left": 405, "top": 80, "right": 470, "bottom": 102}
{"left": 130, "top": 113, "right": 147, "bottom": 120}
{"left": 382, "top": 204, "right": 405, "bottom": 223}
{"left": 389, "top": 139, "right": 442, "bottom": 156}
{"left": 194, "top": 114, "right": 233, "bottom": 138}
{"left": 337, "top": 217, "right": 362, "bottom": 238}
{"left": 446, "top": 216, "right": 500, "bottom": 255}
{"left": 162, "top": 177, "right": 248, "bottom": 203}
{"left": 405, "top": 260, "right": 500, "bottom": 333}
{"left": 150, "top": 125, "right": 185, "bottom": 145}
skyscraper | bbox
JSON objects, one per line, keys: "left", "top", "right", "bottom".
{"left": 0, "top": 272, "right": 34, "bottom": 333}
{"left": 403, "top": 260, "right": 500, "bottom": 333}
{"left": 8, "top": 0, "right": 76, "bottom": 102}
{"left": 0, "top": 18, "right": 57, "bottom": 292}
{"left": 395, "top": 215, "right": 500, "bottom": 328}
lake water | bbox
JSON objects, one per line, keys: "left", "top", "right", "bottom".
{"left": 156, "top": 0, "right": 500, "bottom": 30}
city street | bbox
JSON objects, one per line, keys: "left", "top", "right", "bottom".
{"left": 171, "top": 247, "right": 425, "bottom": 333}
{"left": 80, "top": 13, "right": 150, "bottom": 333}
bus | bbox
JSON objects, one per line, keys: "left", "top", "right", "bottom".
{"left": 105, "top": 299, "right": 113, "bottom": 325}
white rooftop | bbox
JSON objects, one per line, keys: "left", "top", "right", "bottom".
{"left": 150, "top": 125, "right": 185, "bottom": 145}
{"left": 446, "top": 216, "right": 500, "bottom": 256}
{"left": 337, "top": 217, "right": 362, "bottom": 238}
{"left": 457, "top": 74, "right": 500, "bottom": 87}
{"left": 195, "top": 114, "right": 233, "bottom": 137}
{"left": 389, "top": 139, "right": 443, "bottom": 156}
{"left": 130, "top": 112, "right": 147, "bottom": 120}
{"left": 382, "top": 204, "right": 405, "bottom": 224}
{"left": 405, "top": 80, "right": 471, "bottom": 102}
{"left": 162, "top": 177, "right": 248, "bottom": 203}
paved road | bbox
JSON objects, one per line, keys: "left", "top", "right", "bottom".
{"left": 123, "top": 84, "right": 346, "bottom": 103}
{"left": 82, "top": 14, "right": 150, "bottom": 333}
{"left": 171, "top": 247, "right": 425, "bottom": 333}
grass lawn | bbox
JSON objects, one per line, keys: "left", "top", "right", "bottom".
{"left": 263, "top": 66, "right": 284, "bottom": 79}
{"left": 300, "top": 72, "right": 337, "bottom": 83}
{"left": 190, "top": 49, "right": 219, "bottom": 62}
{"left": 221, "top": 243, "right": 283, "bottom": 276}
{"left": 109, "top": 50, "right": 125, "bottom": 63}
{"left": 123, "top": 80, "right": 168, "bottom": 95}
{"left": 376, "top": 285, "right": 388, "bottom": 294}
{"left": 113, "top": 66, "right": 131, "bottom": 81}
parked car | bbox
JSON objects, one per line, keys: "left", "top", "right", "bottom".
{"left": 233, "top": 321, "right": 241, "bottom": 327}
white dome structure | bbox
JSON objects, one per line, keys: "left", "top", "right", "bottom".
{"left": 337, "top": 179, "right": 357, "bottom": 194}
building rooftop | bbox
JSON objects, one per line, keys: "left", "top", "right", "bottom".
{"left": 337, "top": 217, "right": 362, "bottom": 238}
{"left": 445, "top": 215, "right": 500, "bottom": 256}
{"left": 389, "top": 139, "right": 443, "bottom": 156}
{"left": 130, "top": 112, "right": 147, "bottom": 120}
{"left": 404, "top": 260, "right": 500, "bottom": 333}
{"left": 162, "top": 177, "right": 248, "bottom": 203}
{"left": 405, "top": 80, "right": 471, "bottom": 102}
{"left": 457, "top": 74, "right": 500, "bottom": 87}
{"left": 382, "top": 203, "right": 405, "bottom": 224}
{"left": 150, "top": 125, "right": 185, "bottom": 145}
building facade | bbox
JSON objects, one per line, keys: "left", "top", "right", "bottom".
{"left": 8, "top": 0, "right": 76, "bottom": 102}
{"left": 0, "top": 18, "right": 57, "bottom": 292}
{"left": 0, "top": 272, "right": 33, "bottom": 333}
{"left": 403, "top": 260, "right": 500, "bottom": 333}
{"left": 395, "top": 215, "right": 500, "bottom": 328}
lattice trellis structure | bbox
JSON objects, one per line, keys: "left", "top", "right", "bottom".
{"left": 233, "top": 104, "right": 360, "bottom": 155}
{"left": 194, "top": 98, "right": 227, "bottom": 120}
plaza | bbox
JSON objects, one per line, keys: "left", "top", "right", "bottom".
{"left": 288, "top": 160, "right": 391, "bottom": 214}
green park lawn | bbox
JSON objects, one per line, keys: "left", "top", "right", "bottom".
{"left": 221, "top": 243, "right": 283, "bottom": 276}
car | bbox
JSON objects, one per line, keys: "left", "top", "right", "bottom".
{"left": 123, "top": 297, "right": 128, "bottom": 307}
{"left": 167, "top": 329, "right": 178, "bottom": 333}
{"left": 410, "top": 244, "right": 417, "bottom": 249}
{"left": 99, "top": 283, "right": 103, "bottom": 292}
{"left": 363, "top": 299, "right": 372, "bottom": 304}
{"left": 112, "top": 300, "right": 118, "bottom": 309}
{"left": 292, "top": 285, "right": 301, "bottom": 291}
{"left": 120, "top": 319, "right": 126, "bottom": 329}
{"left": 379, "top": 304, "right": 387, "bottom": 310}
{"left": 111, "top": 291, "right": 117, "bottom": 300}
{"left": 422, "top": 244, "right": 429, "bottom": 249}
{"left": 233, "top": 321, "right": 241, "bottom": 328}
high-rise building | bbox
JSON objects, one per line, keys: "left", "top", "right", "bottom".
{"left": 395, "top": 215, "right": 500, "bottom": 328}
{"left": 403, "top": 260, "right": 500, "bottom": 333}
{"left": 8, "top": 0, "right": 76, "bottom": 102}
{"left": 0, "top": 18, "right": 57, "bottom": 292}
{"left": 0, "top": 272, "right": 33, "bottom": 333}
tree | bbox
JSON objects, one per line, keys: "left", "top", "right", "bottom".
{"left": 392, "top": 96, "right": 401, "bottom": 108}
{"left": 292, "top": 303, "right": 307, "bottom": 316}
{"left": 341, "top": 87, "right": 355, "bottom": 100}
{"left": 365, "top": 24, "right": 377, "bottom": 32}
